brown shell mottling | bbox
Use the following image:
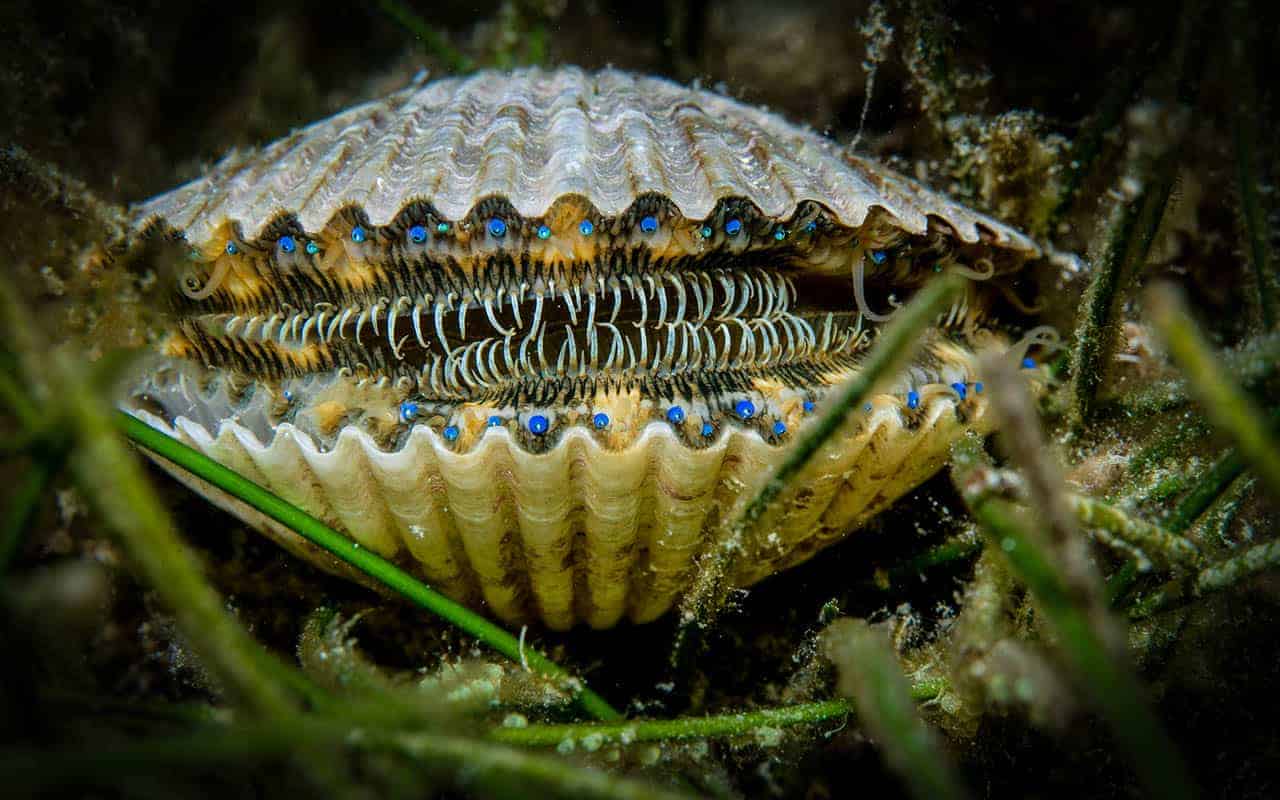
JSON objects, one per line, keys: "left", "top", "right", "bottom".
{"left": 133, "top": 66, "right": 1039, "bottom": 255}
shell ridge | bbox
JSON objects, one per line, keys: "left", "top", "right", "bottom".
{"left": 227, "top": 422, "right": 346, "bottom": 533}
{"left": 389, "top": 426, "right": 486, "bottom": 605}
{"left": 350, "top": 92, "right": 439, "bottom": 224}
{"left": 305, "top": 426, "right": 401, "bottom": 555}
{"left": 135, "top": 67, "right": 1037, "bottom": 254}
{"left": 437, "top": 428, "right": 538, "bottom": 625}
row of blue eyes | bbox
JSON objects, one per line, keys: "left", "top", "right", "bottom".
{"left": 398, "top": 399, "right": 802, "bottom": 441}
{"left": 390, "top": 366, "right": 1037, "bottom": 442}
{"left": 225, "top": 218, "right": 826, "bottom": 256}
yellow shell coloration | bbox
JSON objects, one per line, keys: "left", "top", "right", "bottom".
{"left": 126, "top": 67, "right": 1043, "bottom": 629}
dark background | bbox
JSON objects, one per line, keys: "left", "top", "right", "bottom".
{"left": 1, "top": 1, "right": 1278, "bottom": 797}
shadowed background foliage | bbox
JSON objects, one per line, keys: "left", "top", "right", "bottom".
{"left": 1, "top": 1, "right": 1278, "bottom": 797}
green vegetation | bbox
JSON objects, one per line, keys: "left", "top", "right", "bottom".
{"left": 1, "top": 1, "right": 1277, "bottom": 797}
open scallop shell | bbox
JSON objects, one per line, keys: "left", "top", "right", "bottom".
{"left": 131, "top": 377, "right": 989, "bottom": 630}
{"left": 127, "top": 66, "right": 1040, "bottom": 628}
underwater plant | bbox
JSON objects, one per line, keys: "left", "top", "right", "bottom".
{"left": 0, "top": 1, "right": 1276, "bottom": 798}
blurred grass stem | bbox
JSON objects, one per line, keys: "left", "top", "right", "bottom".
{"left": 675, "top": 276, "right": 964, "bottom": 658}
{"left": 955, "top": 353, "right": 1197, "bottom": 800}
{"left": 1228, "top": 0, "right": 1276, "bottom": 329}
{"left": 1148, "top": 284, "right": 1280, "bottom": 500}
{"left": 0, "top": 715, "right": 689, "bottom": 800}
{"left": 0, "top": 277, "right": 297, "bottom": 717}
{"left": 376, "top": 0, "right": 473, "bottom": 72}
{"left": 825, "top": 619, "right": 969, "bottom": 800}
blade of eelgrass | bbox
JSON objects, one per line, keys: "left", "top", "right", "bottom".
{"left": 1165, "top": 449, "right": 1247, "bottom": 535}
{"left": 980, "top": 351, "right": 1118, "bottom": 644}
{"left": 869, "top": 531, "right": 982, "bottom": 591}
{"left": 1148, "top": 284, "right": 1280, "bottom": 500}
{"left": 0, "top": 279, "right": 297, "bottom": 718}
{"left": 491, "top": 680, "right": 947, "bottom": 748}
{"left": 1228, "top": 0, "right": 1275, "bottom": 329}
{"left": 1069, "top": 492, "right": 1202, "bottom": 570}
{"left": 0, "top": 455, "right": 57, "bottom": 571}
{"left": 976, "top": 350, "right": 1189, "bottom": 757}
{"left": 954, "top": 480, "right": 1197, "bottom": 800}
{"left": 825, "top": 619, "right": 969, "bottom": 800}
{"left": 1107, "top": 446, "right": 1248, "bottom": 605}
{"left": 376, "top": 0, "right": 473, "bottom": 72}
{"left": 1130, "top": 538, "right": 1280, "bottom": 619}
{"left": 738, "top": 274, "right": 964, "bottom": 533}
{"left": 0, "top": 358, "right": 37, "bottom": 427}
{"left": 1068, "top": 150, "right": 1179, "bottom": 425}
{"left": 58, "top": 362, "right": 296, "bottom": 718}
{"left": 0, "top": 716, "right": 690, "bottom": 800}
{"left": 1067, "top": 0, "right": 1206, "bottom": 426}
{"left": 672, "top": 276, "right": 963, "bottom": 660}
{"left": 115, "top": 411, "right": 622, "bottom": 722}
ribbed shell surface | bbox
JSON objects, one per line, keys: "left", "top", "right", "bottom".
{"left": 131, "top": 385, "right": 989, "bottom": 630}
{"left": 133, "top": 67, "right": 1038, "bottom": 254}
{"left": 127, "top": 66, "right": 1045, "bottom": 629}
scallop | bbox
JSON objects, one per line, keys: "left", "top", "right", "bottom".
{"left": 125, "top": 67, "right": 1042, "bottom": 629}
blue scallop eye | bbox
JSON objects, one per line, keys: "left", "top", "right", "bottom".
{"left": 774, "top": 229, "right": 787, "bottom": 241}
{"left": 803, "top": 400, "right": 815, "bottom": 413}
{"left": 224, "top": 241, "right": 239, "bottom": 256}
{"left": 579, "top": 219, "right": 594, "bottom": 236}
{"left": 1022, "top": 356, "right": 1036, "bottom": 369}
{"left": 443, "top": 425, "right": 459, "bottom": 442}
{"left": 666, "top": 406, "right": 685, "bottom": 425}
{"left": 436, "top": 222, "right": 450, "bottom": 234}
{"left": 870, "top": 250, "right": 888, "bottom": 265}
{"left": 399, "top": 401, "right": 419, "bottom": 423}
{"left": 488, "top": 218, "right": 507, "bottom": 238}
{"left": 592, "top": 412, "right": 609, "bottom": 430}
{"left": 487, "top": 415, "right": 503, "bottom": 427}
{"left": 278, "top": 236, "right": 296, "bottom": 254}
{"left": 863, "top": 402, "right": 873, "bottom": 412}
{"left": 951, "top": 382, "right": 968, "bottom": 400}
{"left": 772, "top": 421, "right": 787, "bottom": 436}
{"left": 528, "top": 414, "right": 549, "bottom": 435}
{"left": 725, "top": 218, "right": 742, "bottom": 236}
{"left": 537, "top": 225, "right": 552, "bottom": 240}
{"left": 640, "top": 215, "right": 659, "bottom": 233}
{"left": 906, "top": 390, "right": 920, "bottom": 410}
{"left": 701, "top": 422, "right": 715, "bottom": 437}
{"left": 351, "top": 225, "right": 367, "bottom": 243}
{"left": 408, "top": 225, "right": 427, "bottom": 244}
{"left": 700, "top": 225, "right": 714, "bottom": 239}
{"left": 974, "top": 382, "right": 984, "bottom": 394}
{"left": 734, "top": 399, "right": 755, "bottom": 420}
{"left": 805, "top": 220, "right": 818, "bottom": 233}
{"left": 305, "top": 240, "right": 319, "bottom": 255}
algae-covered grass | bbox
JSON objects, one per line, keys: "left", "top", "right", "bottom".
{"left": 2, "top": 1, "right": 1278, "bottom": 798}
